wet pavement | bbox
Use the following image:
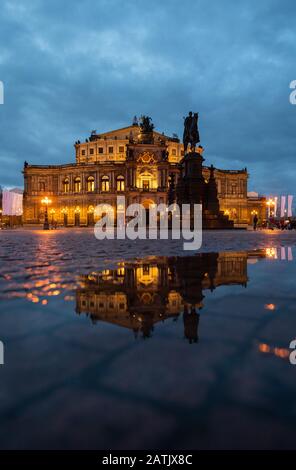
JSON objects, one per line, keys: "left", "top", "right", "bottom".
{"left": 0, "top": 228, "right": 296, "bottom": 449}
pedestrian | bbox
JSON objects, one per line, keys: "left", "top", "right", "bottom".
{"left": 253, "top": 214, "right": 258, "bottom": 231}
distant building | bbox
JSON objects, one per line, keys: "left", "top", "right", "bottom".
{"left": 23, "top": 119, "right": 262, "bottom": 227}
{"left": 247, "top": 192, "right": 266, "bottom": 223}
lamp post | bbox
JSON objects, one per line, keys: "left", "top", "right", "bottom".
{"left": 266, "top": 198, "right": 275, "bottom": 219}
{"left": 41, "top": 197, "right": 52, "bottom": 230}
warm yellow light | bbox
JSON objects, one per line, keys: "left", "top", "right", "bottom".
{"left": 61, "top": 207, "right": 68, "bottom": 214}
{"left": 264, "top": 303, "right": 276, "bottom": 311}
{"left": 266, "top": 198, "right": 275, "bottom": 207}
{"left": 49, "top": 209, "right": 55, "bottom": 214}
{"left": 74, "top": 206, "right": 81, "bottom": 213}
{"left": 41, "top": 196, "right": 52, "bottom": 205}
{"left": 265, "top": 247, "right": 277, "bottom": 258}
{"left": 274, "top": 348, "right": 289, "bottom": 359}
{"left": 259, "top": 343, "right": 271, "bottom": 353}
{"left": 258, "top": 343, "right": 289, "bottom": 360}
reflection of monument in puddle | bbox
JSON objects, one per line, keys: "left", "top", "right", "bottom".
{"left": 76, "top": 250, "right": 266, "bottom": 342}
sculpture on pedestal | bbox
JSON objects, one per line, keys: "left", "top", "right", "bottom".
{"left": 183, "top": 111, "right": 200, "bottom": 153}
{"left": 138, "top": 115, "right": 154, "bottom": 144}
{"left": 177, "top": 111, "right": 234, "bottom": 229}
{"left": 139, "top": 115, "right": 154, "bottom": 133}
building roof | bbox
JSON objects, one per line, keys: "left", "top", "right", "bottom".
{"left": 90, "top": 125, "right": 178, "bottom": 142}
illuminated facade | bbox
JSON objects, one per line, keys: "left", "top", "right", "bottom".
{"left": 23, "top": 120, "right": 253, "bottom": 227}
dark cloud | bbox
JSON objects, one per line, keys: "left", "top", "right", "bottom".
{"left": 0, "top": 0, "right": 296, "bottom": 195}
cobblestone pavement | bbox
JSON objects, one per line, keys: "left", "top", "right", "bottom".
{"left": 0, "top": 228, "right": 295, "bottom": 449}
{"left": 1, "top": 227, "right": 296, "bottom": 271}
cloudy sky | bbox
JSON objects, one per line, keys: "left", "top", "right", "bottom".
{"left": 0, "top": 0, "right": 295, "bottom": 195}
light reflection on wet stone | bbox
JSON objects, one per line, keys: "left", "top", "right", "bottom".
{"left": 76, "top": 252, "right": 254, "bottom": 342}
{"left": 0, "top": 230, "right": 296, "bottom": 449}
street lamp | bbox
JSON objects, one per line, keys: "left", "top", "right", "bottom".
{"left": 266, "top": 198, "right": 275, "bottom": 219}
{"left": 41, "top": 197, "right": 52, "bottom": 230}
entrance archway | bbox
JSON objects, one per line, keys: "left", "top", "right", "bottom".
{"left": 74, "top": 213, "right": 80, "bottom": 226}
{"left": 142, "top": 199, "right": 156, "bottom": 226}
{"left": 137, "top": 171, "right": 156, "bottom": 191}
{"left": 74, "top": 207, "right": 81, "bottom": 226}
{"left": 87, "top": 206, "right": 95, "bottom": 226}
{"left": 61, "top": 208, "right": 68, "bottom": 227}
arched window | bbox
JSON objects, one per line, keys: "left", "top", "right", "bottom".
{"left": 74, "top": 177, "right": 81, "bottom": 192}
{"left": 39, "top": 181, "right": 45, "bottom": 192}
{"left": 87, "top": 176, "right": 95, "bottom": 192}
{"left": 101, "top": 175, "right": 110, "bottom": 192}
{"left": 63, "top": 178, "right": 70, "bottom": 193}
{"left": 116, "top": 175, "right": 125, "bottom": 191}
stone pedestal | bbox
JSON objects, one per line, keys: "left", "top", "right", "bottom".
{"left": 176, "top": 150, "right": 234, "bottom": 230}
{"left": 176, "top": 151, "right": 205, "bottom": 205}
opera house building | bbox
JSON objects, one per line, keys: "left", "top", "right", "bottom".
{"left": 23, "top": 118, "right": 265, "bottom": 227}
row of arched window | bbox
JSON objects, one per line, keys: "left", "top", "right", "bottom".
{"left": 63, "top": 175, "right": 125, "bottom": 193}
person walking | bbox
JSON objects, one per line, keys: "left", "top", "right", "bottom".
{"left": 253, "top": 214, "right": 258, "bottom": 231}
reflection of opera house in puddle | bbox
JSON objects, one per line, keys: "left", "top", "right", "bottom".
{"left": 76, "top": 251, "right": 266, "bottom": 342}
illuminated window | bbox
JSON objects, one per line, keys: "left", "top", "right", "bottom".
{"left": 87, "top": 176, "right": 95, "bottom": 192}
{"left": 74, "top": 177, "right": 81, "bottom": 192}
{"left": 98, "top": 147, "right": 104, "bottom": 154}
{"left": 231, "top": 184, "right": 237, "bottom": 195}
{"left": 63, "top": 178, "right": 70, "bottom": 193}
{"left": 119, "top": 146, "right": 124, "bottom": 153}
{"left": 116, "top": 175, "right": 125, "bottom": 191}
{"left": 172, "top": 148, "right": 177, "bottom": 156}
{"left": 101, "top": 175, "right": 110, "bottom": 192}
{"left": 108, "top": 146, "right": 114, "bottom": 154}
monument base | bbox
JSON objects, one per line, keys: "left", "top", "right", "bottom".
{"left": 175, "top": 149, "right": 235, "bottom": 230}
{"left": 203, "top": 210, "right": 234, "bottom": 229}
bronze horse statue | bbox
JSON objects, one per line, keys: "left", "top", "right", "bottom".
{"left": 183, "top": 111, "right": 200, "bottom": 153}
